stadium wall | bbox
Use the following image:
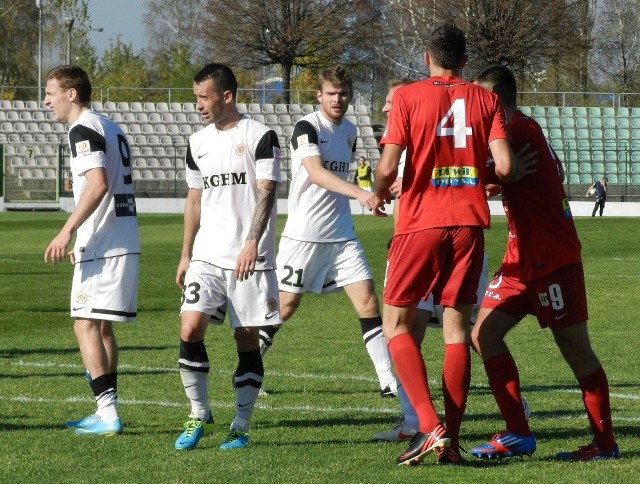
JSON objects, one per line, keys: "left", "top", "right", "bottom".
{"left": 28, "top": 197, "right": 638, "bottom": 217}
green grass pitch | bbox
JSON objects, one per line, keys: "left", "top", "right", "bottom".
{"left": 0, "top": 212, "right": 638, "bottom": 483}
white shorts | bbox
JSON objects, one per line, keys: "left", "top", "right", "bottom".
{"left": 71, "top": 254, "right": 139, "bottom": 323}
{"left": 276, "top": 237, "right": 373, "bottom": 294}
{"left": 181, "top": 260, "right": 281, "bottom": 328}
{"left": 418, "top": 253, "right": 489, "bottom": 328}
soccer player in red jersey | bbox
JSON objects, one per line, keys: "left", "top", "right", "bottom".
{"left": 371, "top": 24, "right": 518, "bottom": 466}
{"left": 470, "top": 64, "right": 619, "bottom": 462}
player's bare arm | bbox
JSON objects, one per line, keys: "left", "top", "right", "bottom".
{"left": 176, "top": 188, "right": 201, "bottom": 288}
{"left": 235, "top": 179, "right": 277, "bottom": 282}
{"left": 371, "top": 143, "right": 403, "bottom": 217}
{"left": 489, "top": 138, "right": 518, "bottom": 182}
{"left": 301, "top": 155, "right": 374, "bottom": 209}
{"left": 44, "top": 167, "right": 108, "bottom": 264}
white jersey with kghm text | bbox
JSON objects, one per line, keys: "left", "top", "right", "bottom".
{"left": 185, "top": 115, "right": 281, "bottom": 270}
{"left": 282, "top": 111, "right": 357, "bottom": 242}
{"left": 68, "top": 109, "right": 139, "bottom": 262}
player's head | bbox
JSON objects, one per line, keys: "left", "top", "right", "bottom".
{"left": 317, "top": 65, "right": 352, "bottom": 124}
{"left": 382, "top": 78, "right": 416, "bottom": 117}
{"left": 358, "top": 156, "right": 367, "bottom": 166}
{"left": 44, "top": 65, "right": 91, "bottom": 122}
{"left": 426, "top": 24, "right": 467, "bottom": 71}
{"left": 193, "top": 63, "right": 238, "bottom": 125}
{"left": 475, "top": 64, "right": 517, "bottom": 110}
{"left": 194, "top": 63, "right": 238, "bottom": 98}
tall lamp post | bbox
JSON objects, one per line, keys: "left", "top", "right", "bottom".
{"left": 64, "top": 17, "right": 74, "bottom": 65}
{"left": 36, "top": 0, "right": 43, "bottom": 102}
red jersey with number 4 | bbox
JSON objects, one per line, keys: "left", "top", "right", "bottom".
{"left": 381, "top": 76, "right": 508, "bottom": 233}
{"left": 491, "top": 110, "right": 582, "bottom": 281}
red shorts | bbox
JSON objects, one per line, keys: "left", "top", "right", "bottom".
{"left": 384, "top": 227, "right": 484, "bottom": 307}
{"left": 481, "top": 263, "right": 588, "bottom": 328}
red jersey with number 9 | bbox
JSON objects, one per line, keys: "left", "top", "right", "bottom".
{"left": 381, "top": 76, "right": 508, "bottom": 234}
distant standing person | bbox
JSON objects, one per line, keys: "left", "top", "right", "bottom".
{"left": 174, "top": 63, "right": 282, "bottom": 451}
{"left": 371, "top": 24, "right": 517, "bottom": 466}
{"left": 258, "top": 65, "right": 398, "bottom": 399}
{"left": 587, "top": 176, "right": 607, "bottom": 217}
{"left": 44, "top": 65, "right": 140, "bottom": 436}
{"left": 354, "top": 156, "right": 373, "bottom": 191}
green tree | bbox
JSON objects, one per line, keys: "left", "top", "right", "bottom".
{"left": 97, "top": 38, "right": 152, "bottom": 102}
{"left": 0, "top": 0, "right": 38, "bottom": 98}
{"left": 149, "top": 42, "right": 197, "bottom": 102}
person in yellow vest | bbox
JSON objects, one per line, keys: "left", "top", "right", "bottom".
{"left": 354, "top": 156, "right": 373, "bottom": 191}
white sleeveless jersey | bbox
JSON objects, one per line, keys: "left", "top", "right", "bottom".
{"left": 282, "top": 111, "right": 357, "bottom": 242}
{"left": 68, "top": 109, "right": 139, "bottom": 262}
{"left": 185, "top": 115, "right": 281, "bottom": 270}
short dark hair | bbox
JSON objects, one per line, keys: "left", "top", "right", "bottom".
{"left": 475, "top": 64, "right": 517, "bottom": 108}
{"left": 194, "top": 63, "right": 238, "bottom": 98}
{"left": 427, "top": 24, "right": 466, "bottom": 70}
{"left": 46, "top": 65, "right": 92, "bottom": 104}
{"left": 317, "top": 65, "right": 352, "bottom": 96}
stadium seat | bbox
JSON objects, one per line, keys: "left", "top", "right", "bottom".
{"left": 32, "top": 111, "right": 46, "bottom": 122}
{"left": 574, "top": 117, "right": 588, "bottom": 129}
{"left": 547, "top": 106, "right": 560, "bottom": 117}
{"left": 12, "top": 100, "right": 26, "bottom": 110}
{"left": 275, "top": 104, "right": 288, "bottom": 114}
{"left": 548, "top": 117, "right": 561, "bottom": 129}
{"left": 31, "top": 168, "right": 44, "bottom": 179}
{"left": 44, "top": 169, "right": 56, "bottom": 179}
{"left": 135, "top": 112, "right": 149, "bottom": 123}
{"left": 155, "top": 124, "right": 167, "bottom": 135}
{"left": 179, "top": 125, "right": 193, "bottom": 136}
{"left": 142, "top": 124, "right": 154, "bottom": 135}
{"left": 183, "top": 103, "right": 195, "bottom": 112}
{"left": 632, "top": 129, "right": 640, "bottom": 139}
{"left": 588, "top": 107, "right": 601, "bottom": 117}
{"left": 603, "top": 117, "right": 616, "bottom": 129}
{"left": 603, "top": 107, "right": 615, "bottom": 117}
{"left": 18, "top": 168, "right": 32, "bottom": 179}
{"left": 283, "top": 125, "right": 294, "bottom": 137}
{"left": 567, "top": 173, "right": 580, "bottom": 184}
{"left": 153, "top": 170, "right": 166, "bottom": 180}
{"left": 592, "top": 162, "right": 605, "bottom": 175}
{"left": 123, "top": 112, "right": 136, "bottom": 123}
{"left": 167, "top": 124, "right": 180, "bottom": 136}
{"left": 261, "top": 104, "right": 274, "bottom": 113}
{"left": 288, "top": 104, "right": 302, "bottom": 115}
{"left": 248, "top": 103, "right": 261, "bottom": 114}
{"left": 0, "top": 100, "right": 12, "bottom": 110}
{"left": 278, "top": 114, "right": 291, "bottom": 126}
{"left": 604, "top": 129, "right": 617, "bottom": 140}
{"left": 265, "top": 114, "right": 278, "bottom": 126}
{"left": 532, "top": 106, "right": 546, "bottom": 118}
{"left": 520, "top": 106, "right": 531, "bottom": 116}
{"left": 251, "top": 114, "right": 265, "bottom": 124}
{"left": 160, "top": 112, "right": 173, "bottom": 123}
{"left": 605, "top": 162, "right": 618, "bottom": 174}
{"left": 561, "top": 117, "right": 574, "bottom": 128}
{"left": 129, "top": 102, "right": 143, "bottom": 112}
{"left": 165, "top": 170, "right": 176, "bottom": 181}
{"left": 549, "top": 128, "right": 562, "bottom": 139}
{"left": 10, "top": 156, "right": 24, "bottom": 167}
{"left": 633, "top": 174, "right": 640, "bottom": 185}
{"left": 580, "top": 174, "right": 594, "bottom": 184}
{"left": 589, "top": 117, "right": 602, "bottom": 128}
{"left": 149, "top": 112, "right": 162, "bottom": 123}
{"left": 134, "top": 159, "right": 147, "bottom": 169}
{"left": 607, "top": 174, "right": 619, "bottom": 184}
{"left": 157, "top": 103, "right": 169, "bottom": 112}
{"left": 110, "top": 113, "right": 124, "bottom": 123}
{"left": 302, "top": 104, "right": 315, "bottom": 114}
{"left": 116, "top": 102, "right": 130, "bottom": 112}
{"left": 271, "top": 125, "right": 283, "bottom": 135}
{"left": 169, "top": 102, "right": 182, "bottom": 112}
{"left": 128, "top": 124, "right": 142, "bottom": 135}
{"left": 364, "top": 137, "right": 379, "bottom": 148}
{"left": 237, "top": 103, "right": 247, "bottom": 114}
{"left": 146, "top": 158, "right": 160, "bottom": 168}
{"left": 560, "top": 107, "right": 574, "bottom": 117}
{"left": 19, "top": 111, "right": 32, "bottom": 121}
{"left": 177, "top": 170, "right": 186, "bottom": 181}
{"left": 617, "top": 117, "right": 630, "bottom": 129}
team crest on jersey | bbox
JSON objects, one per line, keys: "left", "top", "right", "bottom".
{"left": 76, "top": 291, "right": 88, "bottom": 304}
{"left": 235, "top": 143, "right": 247, "bottom": 156}
{"left": 75, "top": 140, "right": 91, "bottom": 156}
{"left": 296, "top": 134, "right": 309, "bottom": 146}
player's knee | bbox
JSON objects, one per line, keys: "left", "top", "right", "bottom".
{"left": 233, "top": 327, "right": 259, "bottom": 351}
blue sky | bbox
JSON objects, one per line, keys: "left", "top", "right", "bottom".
{"left": 87, "top": 0, "right": 147, "bottom": 56}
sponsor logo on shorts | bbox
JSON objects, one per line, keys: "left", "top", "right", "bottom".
{"left": 265, "top": 297, "right": 278, "bottom": 320}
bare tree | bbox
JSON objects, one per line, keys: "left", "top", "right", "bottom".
{"left": 202, "top": 0, "right": 376, "bottom": 103}
{"left": 143, "top": 0, "right": 210, "bottom": 63}
{"left": 593, "top": 0, "right": 640, "bottom": 93}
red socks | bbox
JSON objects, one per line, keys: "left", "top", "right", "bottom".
{"left": 442, "top": 343, "right": 470, "bottom": 450}
{"left": 484, "top": 352, "right": 531, "bottom": 436}
{"left": 388, "top": 333, "right": 439, "bottom": 432}
{"left": 579, "top": 366, "right": 616, "bottom": 452}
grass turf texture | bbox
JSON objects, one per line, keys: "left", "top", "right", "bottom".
{"left": 0, "top": 212, "right": 638, "bottom": 483}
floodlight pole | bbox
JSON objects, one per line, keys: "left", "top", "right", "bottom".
{"left": 65, "top": 17, "right": 74, "bottom": 65}
{"left": 37, "top": 0, "right": 43, "bottom": 102}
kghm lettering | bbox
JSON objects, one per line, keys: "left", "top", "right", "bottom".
{"left": 202, "top": 172, "right": 247, "bottom": 188}
{"left": 431, "top": 165, "right": 479, "bottom": 187}
{"left": 323, "top": 160, "right": 350, "bottom": 173}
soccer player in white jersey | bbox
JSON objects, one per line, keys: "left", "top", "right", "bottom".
{"left": 257, "top": 65, "right": 398, "bottom": 398}
{"left": 44, "top": 65, "right": 140, "bottom": 436}
{"left": 174, "top": 63, "right": 282, "bottom": 451}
